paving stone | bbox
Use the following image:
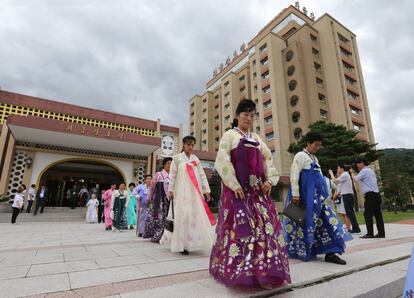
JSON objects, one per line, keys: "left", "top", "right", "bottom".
{"left": 0, "top": 264, "right": 30, "bottom": 280}
{"left": 28, "top": 260, "right": 100, "bottom": 276}
{"left": 69, "top": 266, "right": 148, "bottom": 289}
{"left": 136, "top": 259, "right": 206, "bottom": 277}
{"left": 0, "top": 273, "right": 70, "bottom": 297}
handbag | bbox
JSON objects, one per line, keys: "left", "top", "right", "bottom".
{"left": 334, "top": 196, "right": 342, "bottom": 205}
{"left": 164, "top": 200, "right": 174, "bottom": 233}
{"left": 283, "top": 201, "right": 306, "bottom": 228}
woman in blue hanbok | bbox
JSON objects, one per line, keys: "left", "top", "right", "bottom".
{"left": 283, "top": 132, "right": 351, "bottom": 264}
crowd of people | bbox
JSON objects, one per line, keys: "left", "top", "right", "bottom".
{"left": 10, "top": 99, "right": 388, "bottom": 290}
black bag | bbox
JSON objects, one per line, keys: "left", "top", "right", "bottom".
{"left": 283, "top": 202, "right": 306, "bottom": 228}
{"left": 164, "top": 200, "right": 174, "bottom": 233}
{"left": 334, "top": 196, "right": 342, "bottom": 205}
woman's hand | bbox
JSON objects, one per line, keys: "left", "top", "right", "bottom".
{"left": 168, "top": 191, "right": 174, "bottom": 200}
{"left": 234, "top": 188, "right": 245, "bottom": 199}
{"left": 292, "top": 196, "right": 300, "bottom": 205}
{"left": 205, "top": 192, "right": 211, "bottom": 202}
{"left": 261, "top": 181, "right": 272, "bottom": 196}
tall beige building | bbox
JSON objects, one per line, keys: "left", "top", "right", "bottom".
{"left": 189, "top": 4, "right": 375, "bottom": 177}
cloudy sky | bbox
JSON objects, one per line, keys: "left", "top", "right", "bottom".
{"left": 0, "top": 0, "right": 413, "bottom": 149}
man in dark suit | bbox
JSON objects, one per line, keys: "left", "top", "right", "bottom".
{"left": 33, "top": 185, "right": 48, "bottom": 215}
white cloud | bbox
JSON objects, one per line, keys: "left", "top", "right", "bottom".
{"left": 0, "top": 0, "right": 413, "bottom": 148}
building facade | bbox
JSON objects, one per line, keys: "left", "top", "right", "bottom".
{"left": 0, "top": 90, "right": 185, "bottom": 206}
{"left": 189, "top": 4, "right": 375, "bottom": 178}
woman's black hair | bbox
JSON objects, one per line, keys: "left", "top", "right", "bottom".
{"left": 128, "top": 182, "right": 136, "bottom": 188}
{"left": 304, "top": 131, "right": 324, "bottom": 144}
{"left": 231, "top": 99, "right": 256, "bottom": 128}
{"left": 182, "top": 135, "right": 196, "bottom": 144}
{"left": 162, "top": 157, "right": 173, "bottom": 167}
{"left": 144, "top": 174, "right": 152, "bottom": 179}
{"left": 338, "top": 163, "right": 351, "bottom": 172}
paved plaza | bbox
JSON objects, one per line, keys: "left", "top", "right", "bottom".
{"left": 0, "top": 210, "right": 412, "bottom": 297}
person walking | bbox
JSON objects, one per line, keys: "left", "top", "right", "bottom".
{"left": 11, "top": 186, "right": 25, "bottom": 224}
{"left": 86, "top": 194, "right": 99, "bottom": 223}
{"left": 26, "top": 184, "right": 36, "bottom": 213}
{"left": 283, "top": 132, "right": 350, "bottom": 265}
{"left": 134, "top": 176, "right": 151, "bottom": 236}
{"left": 33, "top": 185, "right": 48, "bottom": 215}
{"left": 143, "top": 157, "right": 172, "bottom": 243}
{"left": 20, "top": 184, "right": 27, "bottom": 213}
{"left": 329, "top": 164, "right": 361, "bottom": 234}
{"left": 126, "top": 183, "right": 137, "bottom": 230}
{"left": 103, "top": 183, "right": 116, "bottom": 231}
{"left": 160, "top": 136, "right": 215, "bottom": 255}
{"left": 69, "top": 185, "right": 78, "bottom": 209}
{"left": 210, "top": 99, "right": 291, "bottom": 288}
{"left": 97, "top": 189, "right": 105, "bottom": 223}
{"left": 351, "top": 158, "right": 385, "bottom": 238}
{"left": 111, "top": 182, "right": 129, "bottom": 231}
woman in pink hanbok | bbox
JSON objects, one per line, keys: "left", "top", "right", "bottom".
{"left": 209, "top": 99, "right": 291, "bottom": 288}
{"left": 160, "top": 136, "right": 216, "bottom": 255}
{"left": 103, "top": 183, "right": 116, "bottom": 231}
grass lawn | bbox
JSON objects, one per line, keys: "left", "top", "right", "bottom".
{"left": 355, "top": 210, "right": 414, "bottom": 224}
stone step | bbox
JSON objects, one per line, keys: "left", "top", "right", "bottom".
{"left": 0, "top": 207, "right": 89, "bottom": 223}
{"left": 274, "top": 259, "right": 409, "bottom": 298}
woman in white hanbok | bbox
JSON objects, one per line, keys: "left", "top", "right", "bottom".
{"left": 86, "top": 194, "right": 99, "bottom": 223}
{"left": 161, "top": 136, "right": 216, "bottom": 254}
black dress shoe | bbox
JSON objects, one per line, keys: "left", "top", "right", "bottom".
{"left": 350, "top": 230, "right": 361, "bottom": 234}
{"left": 325, "top": 253, "right": 346, "bottom": 265}
{"left": 360, "top": 234, "right": 374, "bottom": 239}
{"left": 180, "top": 249, "right": 189, "bottom": 255}
{"left": 374, "top": 234, "right": 385, "bottom": 238}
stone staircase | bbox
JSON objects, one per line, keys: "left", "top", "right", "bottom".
{"left": 0, "top": 202, "right": 87, "bottom": 222}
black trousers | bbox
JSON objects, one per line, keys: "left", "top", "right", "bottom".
{"left": 33, "top": 199, "right": 45, "bottom": 215}
{"left": 98, "top": 205, "right": 104, "bottom": 223}
{"left": 26, "top": 200, "right": 34, "bottom": 213}
{"left": 71, "top": 196, "right": 77, "bottom": 209}
{"left": 364, "top": 192, "right": 385, "bottom": 236}
{"left": 11, "top": 207, "right": 20, "bottom": 223}
{"left": 343, "top": 193, "right": 360, "bottom": 232}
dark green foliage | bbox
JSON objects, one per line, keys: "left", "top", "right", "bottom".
{"left": 378, "top": 148, "right": 414, "bottom": 208}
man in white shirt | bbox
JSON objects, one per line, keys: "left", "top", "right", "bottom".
{"left": 329, "top": 164, "right": 361, "bottom": 234}
{"left": 12, "top": 186, "right": 24, "bottom": 224}
{"left": 26, "top": 184, "right": 36, "bottom": 213}
{"left": 351, "top": 158, "right": 385, "bottom": 239}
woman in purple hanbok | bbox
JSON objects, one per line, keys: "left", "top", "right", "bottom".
{"left": 143, "top": 157, "right": 172, "bottom": 242}
{"left": 135, "top": 175, "right": 152, "bottom": 237}
{"left": 209, "top": 99, "right": 291, "bottom": 288}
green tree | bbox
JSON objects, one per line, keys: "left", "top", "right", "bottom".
{"left": 378, "top": 149, "right": 414, "bottom": 208}
{"left": 288, "top": 121, "right": 380, "bottom": 173}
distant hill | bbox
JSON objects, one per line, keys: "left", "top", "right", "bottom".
{"left": 378, "top": 148, "right": 414, "bottom": 207}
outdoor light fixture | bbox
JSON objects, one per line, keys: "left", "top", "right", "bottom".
{"left": 24, "top": 157, "right": 33, "bottom": 169}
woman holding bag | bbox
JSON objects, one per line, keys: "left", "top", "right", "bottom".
{"left": 209, "top": 99, "right": 290, "bottom": 289}
{"left": 160, "top": 136, "right": 215, "bottom": 255}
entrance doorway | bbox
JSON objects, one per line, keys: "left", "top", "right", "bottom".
{"left": 39, "top": 160, "right": 124, "bottom": 207}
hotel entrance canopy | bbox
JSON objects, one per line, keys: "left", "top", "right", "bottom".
{"left": 6, "top": 115, "right": 161, "bottom": 156}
